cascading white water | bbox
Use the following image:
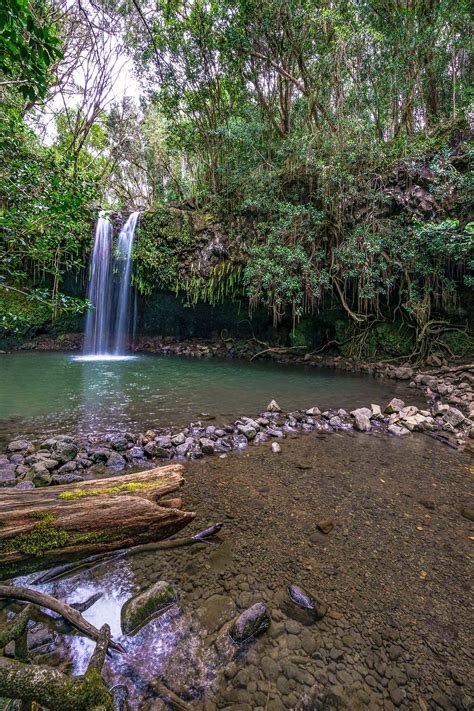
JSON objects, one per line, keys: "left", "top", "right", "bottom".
{"left": 81, "top": 211, "right": 139, "bottom": 360}
{"left": 83, "top": 213, "right": 113, "bottom": 356}
{"left": 113, "top": 211, "right": 139, "bottom": 355}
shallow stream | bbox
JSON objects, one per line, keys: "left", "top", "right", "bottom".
{"left": 7, "top": 431, "right": 472, "bottom": 710}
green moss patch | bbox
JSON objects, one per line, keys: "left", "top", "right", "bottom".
{"left": 58, "top": 480, "right": 161, "bottom": 501}
{"left": 0, "top": 514, "right": 69, "bottom": 556}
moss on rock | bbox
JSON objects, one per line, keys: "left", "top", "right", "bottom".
{"left": 121, "top": 580, "right": 177, "bottom": 635}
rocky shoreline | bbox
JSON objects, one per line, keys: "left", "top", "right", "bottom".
{"left": 1, "top": 388, "right": 472, "bottom": 490}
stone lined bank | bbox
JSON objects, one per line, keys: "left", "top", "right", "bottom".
{"left": 1, "top": 392, "right": 472, "bottom": 489}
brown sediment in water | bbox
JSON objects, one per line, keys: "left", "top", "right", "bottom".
{"left": 4, "top": 430, "right": 471, "bottom": 710}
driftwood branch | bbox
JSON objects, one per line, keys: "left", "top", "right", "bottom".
{"left": 0, "top": 585, "right": 126, "bottom": 654}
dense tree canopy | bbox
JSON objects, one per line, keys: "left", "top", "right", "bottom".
{"left": 0, "top": 0, "right": 473, "bottom": 357}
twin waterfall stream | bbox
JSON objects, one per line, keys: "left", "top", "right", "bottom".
{"left": 83, "top": 212, "right": 139, "bottom": 359}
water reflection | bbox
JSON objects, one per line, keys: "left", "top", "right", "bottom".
{"left": 0, "top": 352, "right": 421, "bottom": 441}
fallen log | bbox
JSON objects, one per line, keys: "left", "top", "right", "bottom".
{"left": 0, "top": 585, "right": 126, "bottom": 653}
{"left": 0, "top": 623, "right": 117, "bottom": 710}
{"left": 0, "top": 465, "right": 195, "bottom": 578}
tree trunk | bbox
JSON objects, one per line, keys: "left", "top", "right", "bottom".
{"left": 0, "top": 465, "right": 195, "bottom": 578}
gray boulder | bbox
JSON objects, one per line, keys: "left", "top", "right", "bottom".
{"left": 57, "top": 461, "right": 77, "bottom": 474}
{"left": 0, "top": 467, "right": 16, "bottom": 486}
{"left": 91, "top": 447, "right": 110, "bottom": 463}
{"left": 443, "top": 407, "right": 465, "bottom": 428}
{"left": 121, "top": 581, "right": 177, "bottom": 635}
{"left": 52, "top": 441, "right": 78, "bottom": 464}
{"left": 371, "top": 404, "right": 383, "bottom": 419}
{"left": 393, "top": 367, "right": 413, "bottom": 380}
{"left": 7, "top": 440, "right": 32, "bottom": 453}
{"left": 237, "top": 424, "right": 257, "bottom": 440}
{"left": 28, "top": 464, "right": 52, "bottom": 486}
{"left": 228, "top": 602, "right": 271, "bottom": 645}
{"left": 111, "top": 436, "right": 128, "bottom": 452}
{"left": 388, "top": 424, "right": 410, "bottom": 437}
{"left": 106, "top": 452, "right": 126, "bottom": 468}
{"left": 385, "top": 398, "right": 405, "bottom": 414}
{"left": 199, "top": 437, "right": 215, "bottom": 454}
{"left": 352, "top": 409, "right": 372, "bottom": 432}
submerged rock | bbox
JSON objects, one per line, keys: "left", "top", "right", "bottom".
{"left": 288, "top": 584, "right": 324, "bottom": 619}
{"left": 228, "top": 602, "right": 270, "bottom": 645}
{"left": 271, "top": 442, "right": 281, "bottom": 453}
{"left": 121, "top": 581, "right": 177, "bottom": 635}
{"left": 388, "top": 423, "right": 410, "bottom": 437}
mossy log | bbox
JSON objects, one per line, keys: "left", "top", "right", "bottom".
{"left": 0, "top": 623, "right": 118, "bottom": 710}
{"left": 0, "top": 465, "right": 195, "bottom": 578}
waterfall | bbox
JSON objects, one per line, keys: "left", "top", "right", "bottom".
{"left": 83, "top": 213, "right": 113, "bottom": 356}
{"left": 82, "top": 211, "right": 139, "bottom": 359}
{"left": 113, "top": 211, "right": 139, "bottom": 355}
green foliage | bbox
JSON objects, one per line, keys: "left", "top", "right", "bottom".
{"left": 0, "top": 0, "right": 63, "bottom": 102}
{"left": 0, "top": 110, "right": 100, "bottom": 333}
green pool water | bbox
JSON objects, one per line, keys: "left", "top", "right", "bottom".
{"left": 0, "top": 352, "right": 417, "bottom": 440}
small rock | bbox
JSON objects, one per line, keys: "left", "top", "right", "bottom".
{"left": 352, "top": 410, "right": 372, "bottom": 432}
{"left": 460, "top": 506, "right": 474, "bottom": 522}
{"left": 267, "top": 400, "right": 281, "bottom": 412}
{"left": 443, "top": 407, "right": 465, "bottom": 428}
{"left": 271, "top": 442, "right": 281, "bottom": 453}
{"left": 199, "top": 437, "right": 215, "bottom": 454}
{"left": 7, "top": 439, "right": 32, "bottom": 453}
{"left": 385, "top": 398, "right": 405, "bottom": 414}
{"left": 305, "top": 407, "right": 321, "bottom": 416}
{"left": 317, "top": 518, "right": 334, "bottom": 534}
{"left": 171, "top": 433, "right": 186, "bottom": 446}
{"left": 15, "top": 480, "right": 35, "bottom": 490}
{"left": 51, "top": 472, "right": 84, "bottom": 485}
{"left": 106, "top": 452, "right": 126, "bottom": 468}
{"left": 387, "top": 424, "right": 410, "bottom": 437}
{"left": 228, "top": 602, "right": 270, "bottom": 645}
{"left": 371, "top": 404, "right": 383, "bottom": 419}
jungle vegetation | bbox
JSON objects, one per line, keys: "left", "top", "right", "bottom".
{"left": 0, "top": 0, "right": 473, "bottom": 360}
